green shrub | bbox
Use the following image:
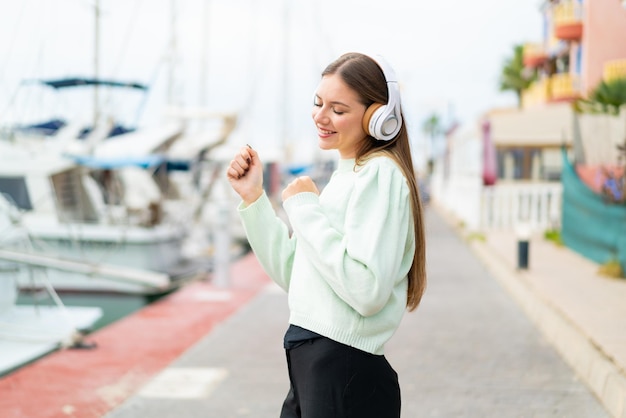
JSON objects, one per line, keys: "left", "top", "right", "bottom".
{"left": 466, "top": 232, "right": 486, "bottom": 242}
{"left": 544, "top": 229, "right": 563, "bottom": 246}
{"left": 598, "top": 259, "right": 624, "bottom": 279}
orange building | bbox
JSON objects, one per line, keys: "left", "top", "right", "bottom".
{"left": 522, "top": 0, "right": 626, "bottom": 107}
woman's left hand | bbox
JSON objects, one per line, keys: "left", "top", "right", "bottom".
{"left": 282, "top": 176, "right": 319, "bottom": 201}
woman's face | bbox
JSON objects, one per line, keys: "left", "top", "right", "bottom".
{"left": 312, "top": 74, "right": 368, "bottom": 159}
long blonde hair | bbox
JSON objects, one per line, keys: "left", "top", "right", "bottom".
{"left": 322, "top": 52, "right": 426, "bottom": 311}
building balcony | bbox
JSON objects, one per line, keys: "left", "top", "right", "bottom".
{"left": 604, "top": 59, "right": 626, "bottom": 82}
{"left": 553, "top": 0, "right": 583, "bottom": 41}
{"left": 549, "top": 73, "right": 582, "bottom": 101}
{"left": 523, "top": 43, "right": 548, "bottom": 68}
{"left": 522, "top": 79, "right": 551, "bottom": 108}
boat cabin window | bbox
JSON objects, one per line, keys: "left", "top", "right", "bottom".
{"left": 51, "top": 170, "right": 99, "bottom": 223}
{"left": 0, "top": 177, "right": 33, "bottom": 210}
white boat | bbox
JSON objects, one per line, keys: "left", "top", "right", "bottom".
{"left": 0, "top": 147, "right": 190, "bottom": 294}
{"left": 0, "top": 105, "right": 246, "bottom": 294}
{"left": 0, "top": 205, "right": 103, "bottom": 376}
{"left": 0, "top": 295, "right": 103, "bottom": 377}
{"left": 0, "top": 3, "right": 243, "bottom": 294}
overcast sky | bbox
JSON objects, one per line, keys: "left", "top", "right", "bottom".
{"left": 0, "top": 0, "right": 543, "bottom": 164}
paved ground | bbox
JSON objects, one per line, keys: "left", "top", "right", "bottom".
{"left": 103, "top": 207, "right": 611, "bottom": 418}
{"left": 466, "top": 217, "right": 626, "bottom": 418}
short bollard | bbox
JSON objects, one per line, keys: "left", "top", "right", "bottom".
{"left": 516, "top": 222, "right": 531, "bottom": 270}
{"left": 517, "top": 240, "right": 529, "bottom": 270}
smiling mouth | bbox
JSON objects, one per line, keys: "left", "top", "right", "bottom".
{"left": 318, "top": 127, "right": 336, "bottom": 135}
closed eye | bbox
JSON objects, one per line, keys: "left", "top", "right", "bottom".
{"left": 313, "top": 97, "right": 345, "bottom": 115}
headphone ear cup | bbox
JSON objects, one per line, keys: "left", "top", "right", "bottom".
{"left": 362, "top": 103, "right": 384, "bottom": 137}
{"left": 360, "top": 54, "right": 403, "bottom": 141}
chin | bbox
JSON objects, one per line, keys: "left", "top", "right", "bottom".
{"left": 318, "top": 139, "right": 333, "bottom": 151}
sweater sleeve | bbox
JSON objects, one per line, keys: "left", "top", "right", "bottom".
{"left": 237, "top": 192, "right": 296, "bottom": 291}
{"left": 283, "top": 159, "right": 413, "bottom": 317}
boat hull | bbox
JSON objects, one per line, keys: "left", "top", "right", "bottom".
{"left": 12, "top": 224, "right": 189, "bottom": 294}
{"left": 0, "top": 305, "right": 103, "bottom": 376}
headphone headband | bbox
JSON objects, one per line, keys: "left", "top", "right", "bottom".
{"left": 363, "top": 54, "right": 403, "bottom": 141}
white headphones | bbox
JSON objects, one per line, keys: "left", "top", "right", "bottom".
{"left": 362, "top": 55, "right": 403, "bottom": 141}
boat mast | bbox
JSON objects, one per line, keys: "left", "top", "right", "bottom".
{"left": 199, "top": 0, "right": 211, "bottom": 108}
{"left": 281, "top": 0, "right": 291, "bottom": 162}
{"left": 93, "top": 0, "right": 100, "bottom": 129}
{"left": 168, "top": 0, "right": 178, "bottom": 106}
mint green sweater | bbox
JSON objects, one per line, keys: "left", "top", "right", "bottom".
{"left": 238, "top": 156, "right": 415, "bottom": 355}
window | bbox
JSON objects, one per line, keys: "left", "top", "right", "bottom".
{"left": 0, "top": 177, "right": 32, "bottom": 210}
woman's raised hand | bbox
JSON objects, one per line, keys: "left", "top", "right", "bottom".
{"left": 226, "top": 145, "right": 264, "bottom": 205}
{"left": 282, "top": 176, "right": 319, "bottom": 201}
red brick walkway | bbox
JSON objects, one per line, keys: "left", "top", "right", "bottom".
{"left": 0, "top": 253, "right": 270, "bottom": 418}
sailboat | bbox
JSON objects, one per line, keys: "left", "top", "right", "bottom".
{"left": 0, "top": 108, "right": 242, "bottom": 294}
{"left": 0, "top": 0, "right": 244, "bottom": 295}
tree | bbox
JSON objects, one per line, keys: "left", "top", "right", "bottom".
{"left": 574, "top": 77, "right": 626, "bottom": 166}
{"left": 574, "top": 77, "right": 626, "bottom": 204}
{"left": 422, "top": 113, "right": 442, "bottom": 174}
{"left": 574, "top": 78, "right": 626, "bottom": 115}
{"left": 421, "top": 113, "right": 442, "bottom": 141}
{"left": 499, "top": 44, "right": 536, "bottom": 108}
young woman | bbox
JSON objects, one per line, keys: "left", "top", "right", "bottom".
{"left": 226, "top": 52, "right": 426, "bottom": 418}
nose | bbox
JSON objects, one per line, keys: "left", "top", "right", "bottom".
{"left": 312, "top": 105, "right": 329, "bottom": 125}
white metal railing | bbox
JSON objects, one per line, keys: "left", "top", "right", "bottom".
{"left": 481, "top": 182, "right": 562, "bottom": 231}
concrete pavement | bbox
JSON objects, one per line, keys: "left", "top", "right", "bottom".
{"left": 103, "top": 206, "right": 616, "bottom": 418}
{"left": 461, "top": 212, "right": 626, "bottom": 418}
